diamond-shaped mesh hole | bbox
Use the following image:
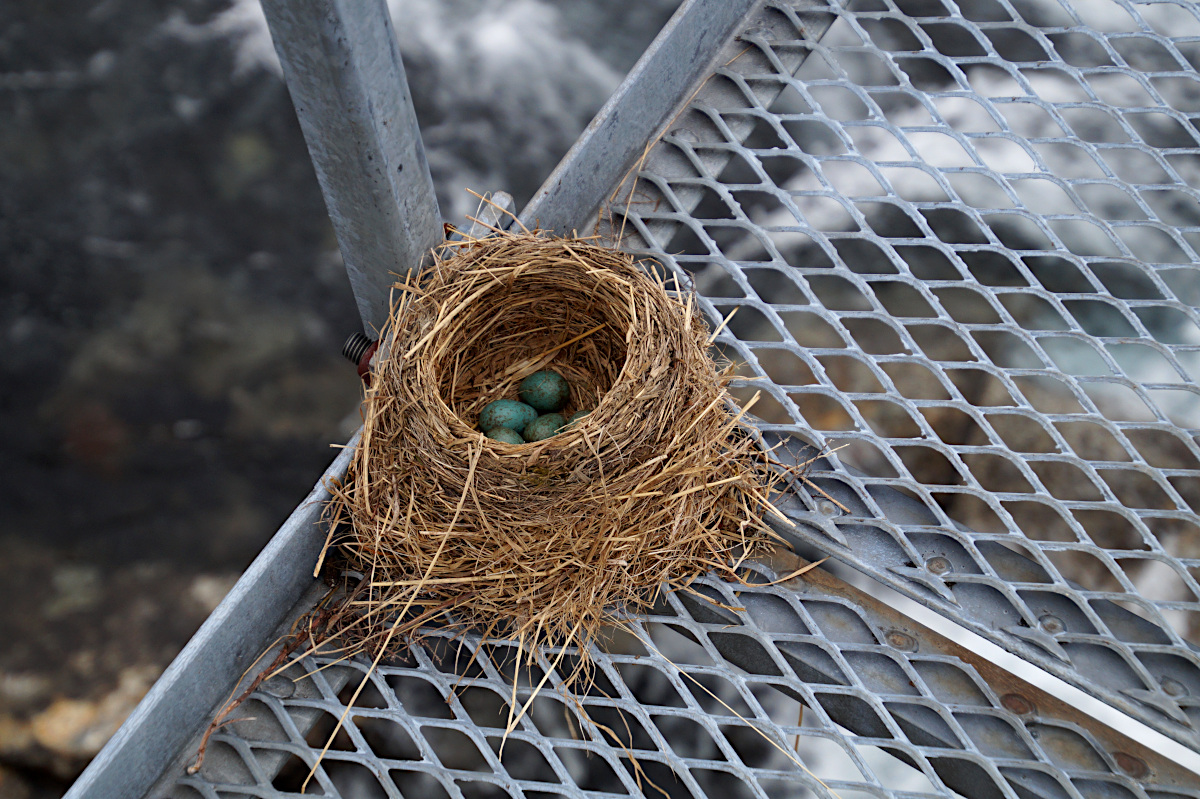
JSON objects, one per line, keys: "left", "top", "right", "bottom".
{"left": 272, "top": 753, "right": 315, "bottom": 794}
{"left": 553, "top": 746, "right": 629, "bottom": 794}
{"left": 424, "top": 726, "right": 490, "bottom": 772}
{"left": 353, "top": 715, "right": 421, "bottom": 762}
{"left": 337, "top": 675, "right": 388, "bottom": 710}
{"left": 385, "top": 675, "right": 453, "bottom": 720}
{"left": 458, "top": 687, "right": 510, "bottom": 729}
{"left": 688, "top": 768, "right": 762, "bottom": 799}
{"left": 391, "top": 769, "right": 453, "bottom": 799}
{"left": 326, "top": 761, "right": 390, "bottom": 799}
{"left": 306, "top": 711, "right": 357, "bottom": 753}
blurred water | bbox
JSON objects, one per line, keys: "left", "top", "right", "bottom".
{"left": 211, "top": 0, "right": 682, "bottom": 221}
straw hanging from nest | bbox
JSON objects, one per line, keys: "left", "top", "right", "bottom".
{"left": 321, "top": 230, "right": 789, "bottom": 667}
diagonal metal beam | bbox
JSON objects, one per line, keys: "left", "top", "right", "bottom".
{"left": 262, "top": 0, "right": 442, "bottom": 335}
{"left": 519, "top": 0, "right": 761, "bottom": 235}
{"left": 520, "top": 0, "right": 836, "bottom": 236}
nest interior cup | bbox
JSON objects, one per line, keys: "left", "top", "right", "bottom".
{"left": 438, "top": 259, "right": 627, "bottom": 436}
{"left": 326, "top": 232, "right": 780, "bottom": 662}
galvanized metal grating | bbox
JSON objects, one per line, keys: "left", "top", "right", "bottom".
{"left": 129, "top": 0, "right": 1200, "bottom": 797}
{"left": 169, "top": 550, "right": 1199, "bottom": 799}
{"left": 610, "top": 0, "right": 1200, "bottom": 753}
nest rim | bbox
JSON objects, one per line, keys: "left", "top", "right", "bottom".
{"left": 324, "top": 230, "right": 785, "bottom": 665}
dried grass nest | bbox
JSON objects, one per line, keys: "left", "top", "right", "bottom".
{"left": 323, "top": 231, "right": 788, "bottom": 663}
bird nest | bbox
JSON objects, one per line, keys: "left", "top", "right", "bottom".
{"left": 321, "top": 231, "right": 787, "bottom": 666}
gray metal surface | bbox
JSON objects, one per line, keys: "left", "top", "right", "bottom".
{"left": 608, "top": 0, "right": 1200, "bottom": 752}
{"left": 461, "top": 191, "right": 516, "bottom": 240}
{"left": 67, "top": 0, "right": 1200, "bottom": 797}
{"left": 261, "top": 0, "right": 443, "bottom": 336}
{"left": 167, "top": 548, "right": 1200, "bottom": 799}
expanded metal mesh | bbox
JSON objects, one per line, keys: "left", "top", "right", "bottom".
{"left": 171, "top": 555, "right": 1194, "bottom": 799}
{"left": 610, "top": 0, "right": 1200, "bottom": 751}
{"left": 157, "top": 0, "right": 1200, "bottom": 796}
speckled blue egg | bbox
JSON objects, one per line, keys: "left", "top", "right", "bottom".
{"left": 567, "top": 409, "right": 590, "bottom": 426}
{"left": 479, "top": 399, "right": 537, "bottom": 434}
{"left": 518, "top": 371, "right": 570, "bottom": 413}
{"left": 485, "top": 427, "right": 525, "bottom": 445}
{"left": 524, "top": 413, "right": 566, "bottom": 442}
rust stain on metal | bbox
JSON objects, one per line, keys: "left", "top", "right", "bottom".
{"left": 926, "top": 556, "right": 951, "bottom": 575}
{"left": 1000, "top": 693, "right": 1034, "bottom": 717}
{"left": 1114, "top": 752, "right": 1150, "bottom": 779}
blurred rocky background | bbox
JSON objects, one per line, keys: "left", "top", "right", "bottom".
{"left": 0, "top": 1, "right": 679, "bottom": 795}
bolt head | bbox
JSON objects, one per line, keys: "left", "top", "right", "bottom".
{"left": 1113, "top": 752, "right": 1148, "bottom": 779}
{"left": 1000, "top": 693, "right": 1034, "bottom": 716}
{"left": 1038, "top": 614, "right": 1065, "bottom": 635}
{"left": 261, "top": 675, "right": 295, "bottom": 699}
{"left": 926, "top": 556, "right": 951, "bottom": 575}
{"left": 817, "top": 500, "right": 838, "bottom": 516}
{"left": 1161, "top": 677, "right": 1187, "bottom": 698}
{"left": 885, "top": 630, "right": 917, "bottom": 652}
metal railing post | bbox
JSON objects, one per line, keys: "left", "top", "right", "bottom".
{"left": 262, "top": 0, "right": 442, "bottom": 335}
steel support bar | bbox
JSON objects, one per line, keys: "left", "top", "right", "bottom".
{"left": 262, "top": 0, "right": 442, "bottom": 335}
{"left": 519, "top": 0, "right": 759, "bottom": 235}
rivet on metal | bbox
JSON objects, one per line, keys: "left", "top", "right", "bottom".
{"left": 1038, "top": 615, "right": 1065, "bottom": 635}
{"left": 926, "top": 556, "right": 951, "bottom": 575}
{"left": 817, "top": 499, "right": 839, "bottom": 516}
{"left": 261, "top": 675, "right": 296, "bottom": 699}
{"left": 741, "top": 25, "right": 772, "bottom": 41}
{"left": 885, "top": 630, "right": 917, "bottom": 652}
{"left": 1113, "top": 752, "right": 1149, "bottom": 780}
{"left": 1000, "top": 693, "right": 1034, "bottom": 717}
{"left": 1161, "top": 677, "right": 1187, "bottom": 698}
